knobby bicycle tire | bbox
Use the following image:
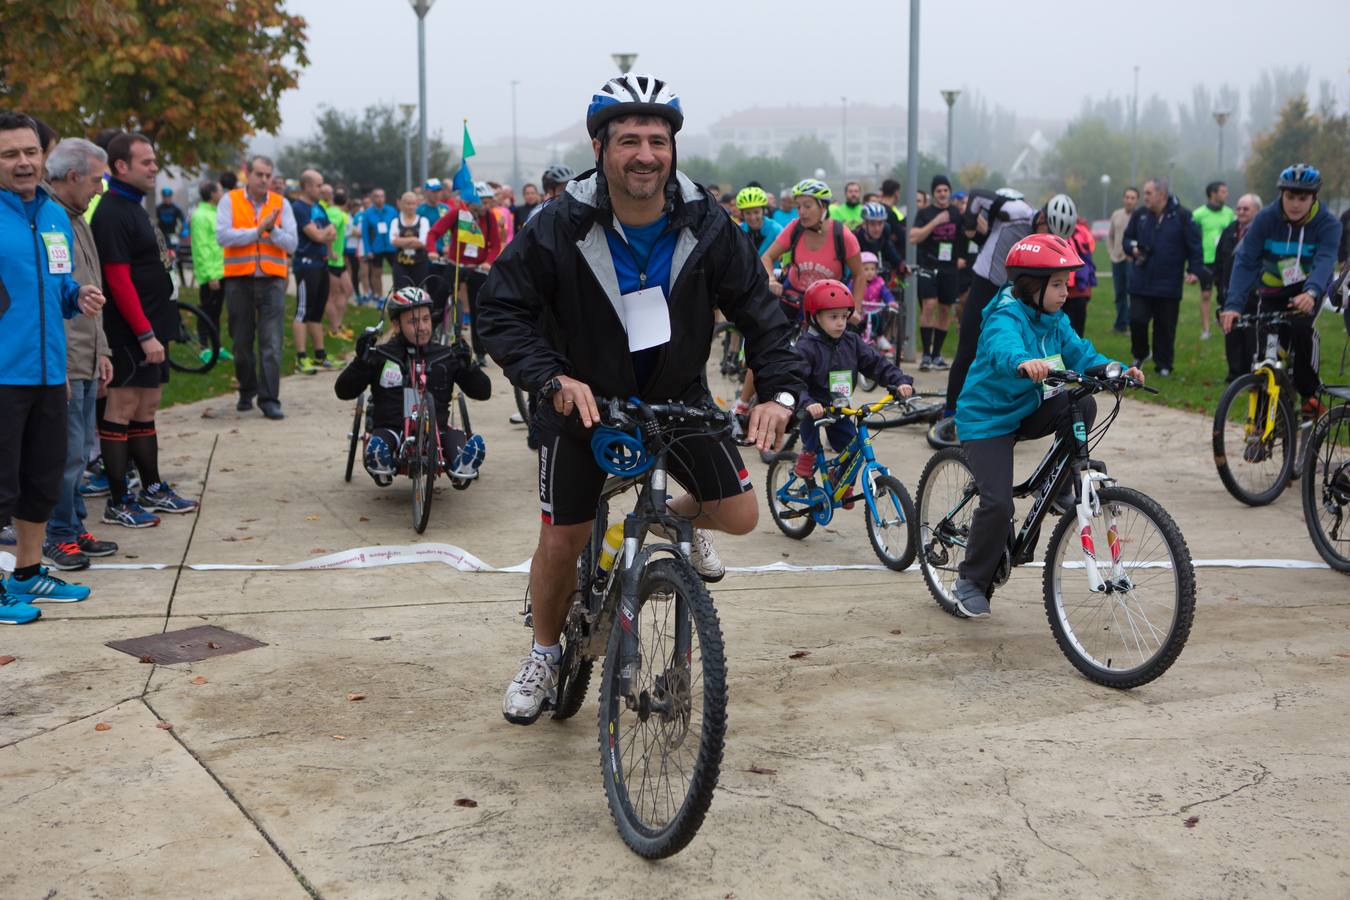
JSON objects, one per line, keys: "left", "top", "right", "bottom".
{"left": 1213, "top": 372, "right": 1295, "bottom": 506}
{"left": 166, "top": 302, "right": 219, "bottom": 374}
{"left": 1301, "top": 404, "right": 1350, "bottom": 573}
{"left": 765, "top": 452, "right": 817, "bottom": 540}
{"left": 916, "top": 446, "right": 975, "bottom": 617}
{"left": 411, "top": 404, "right": 435, "bottom": 533}
{"left": 344, "top": 394, "right": 365, "bottom": 483}
{"left": 554, "top": 538, "right": 598, "bottom": 720}
{"left": 598, "top": 557, "right": 726, "bottom": 859}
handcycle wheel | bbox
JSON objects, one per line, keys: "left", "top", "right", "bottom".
{"left": 926, "top": 414, "right": 959, "bottom": 449}
{"left": 344, "top": 394, "right": 365, "bottom": 483}
{"left": 1043, "top": 486, "right": 1195, "bottom": 688}
{"left": 457, "top": 392, "right": 473, "bottom": 437}
{"left": 166, "top": 301, "right": 219, "bottom": 374}
{"left": 864, "top": 472, "right": 918, "bottom": 571}
{"left": 554, "top": 538, "right": 598, "bottom": 720}
{"left": 514, "top": 385, "right": 530, "bottom": 422}
{"left": 1213, "top": 372, "right": 1295, "bottom": 506}
{"left": 916, "top": 447, "right": 977, "bottom": 617}
{"left": 598, "top": 557, "right": 725, "bottom": 859}
{"left": 1301, "top": 404, "right": 1350, "bottom": 573}
{"left": 765, "top": 451, "right": 817, "bottom": 540}
{"left": 411, "top": 403, "right": 436, "bottom": 534}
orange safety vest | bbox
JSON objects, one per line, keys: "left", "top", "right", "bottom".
{"left": 222, "top": 188, "right": 289, "bottom": 278}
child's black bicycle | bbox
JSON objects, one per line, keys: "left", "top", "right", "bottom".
{"left": 523, "top": 397, "right": 729, "bottom": 859}
{"left": 915, "top": 363, "right": 1196, "bottom": 688}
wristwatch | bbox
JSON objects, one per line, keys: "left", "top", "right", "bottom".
{"left": 538, "top": 376, "right": 563, "bottom": 401}
{"left": 770, "top": 391, "right": 796, "bottom": 411}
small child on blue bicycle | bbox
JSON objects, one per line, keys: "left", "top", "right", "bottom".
{"left": 951, "top": 235, "right": 1144, "bottom": 618}
{"left": 335, "top": 286, "right": 491, "bottom": 486}
{"left": 794, "top": 279, "right": 914, "bottom": 489}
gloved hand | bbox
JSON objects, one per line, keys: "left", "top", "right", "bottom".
{"left": 355, "top": 327, "right": 380, "bottom": 357}
{"left": 450, "top": 340, "right": 473, "bottom": 367}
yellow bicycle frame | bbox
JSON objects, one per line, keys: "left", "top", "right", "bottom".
{"left": 1246, "top": 363, "right": 1282, "bottom": 443}
{"left": 823, "top": 393, "right": 901, "bottom": 504}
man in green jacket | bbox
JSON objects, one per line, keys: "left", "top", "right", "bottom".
{"left": 190, "top": 181, "right": 230, "bottom": 362}
{"left": 1192, "top": 180, "right": 1235, "bottom": 340}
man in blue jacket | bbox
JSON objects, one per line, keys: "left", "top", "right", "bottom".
{"left": 360, "top": 187, "right": 398, "bottom": 299}
{"left": 1122, "top": 177, "right": 1207, "bottom": 376}
{"left": 1220, "top": 164, "right": 1343, "bottom": 415}
{"left": 0, "top": 113, "right": 106, "bottom": 621}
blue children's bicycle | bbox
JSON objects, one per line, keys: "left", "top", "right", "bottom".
{"left": 765, "top": 393, "right": 919, "bottom": 571}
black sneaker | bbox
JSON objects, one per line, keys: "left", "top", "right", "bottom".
{"left": 237, "top": 395, "right": 255, "bottom": 412}
{"left": 260, "top": 403, "right": 285, "bottom": 420}
{"left": 952, "top": 578, "right": 991, "bottom": 618}
{"left": 43, "top": 540, "right": 91, "bottom": 572}
{"left": 77, "top": 532, "right": 118, "bottom": 557}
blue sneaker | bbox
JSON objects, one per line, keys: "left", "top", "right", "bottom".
{"left": 952, "top": 578, "right": 991, "bottom": 619}
{"left": 79, "top": 471, "right": 110, "bottom": 498}
{"left": 138, "top": 482, "right": 199, "bottom": 514}
{"left": 103, "top": 499, "right": 161, "bottom": 529}
{"left": 5, "top": 567, "right": 90, "bottom": 603}
{"left": 0, "top": 590, "right": 41, "bottom": 624}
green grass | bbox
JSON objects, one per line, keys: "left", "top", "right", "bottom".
{"left": 1080, "top": 243, "right": 1348, "bottom": 416}
{"left": 164, "top": 285, "right": 385, "bottom": 408}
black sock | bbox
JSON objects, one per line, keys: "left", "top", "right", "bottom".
{"left": 314, "top": 347, "right": 327, "bottom": 361}
{"left": 920, "top": 327, "right": 933, "bottom": 355}
{"left": 932, "top": 328, "right": 948, "bottom": 357}
{"left": 95, "top": 395, "right": 107, "bottom": 430}
{"left": 100, "top": 422, "right": 130, "bottom": 503}
{"left": 127, "top": 420, "right": 161, "bottom": 488}
{"left": 14, "top": 564, "right": 40, "bottom": 581}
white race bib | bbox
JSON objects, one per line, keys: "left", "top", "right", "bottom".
{"left": 828, "top": 369, "right": 853, "bottom": 407}
{"left": 376, "top": 221, "right": 388, "bottom": 235}
{"left": 620, "top": 286, "right": 671, "bottom": 352}
{"left": 41, "top": 231, "right": 71, "bottom": 275}
{"left": 379, "top": 360, "right": 403, "bottom": 388}
{"left": 1279, "top": 256, "right": 1303, "bottom": 287}
{"left": 463, "top": 243, "right": 479, "bottom": 258}
{"left": 937, "top": 241, "right": 953, "bottom": 262}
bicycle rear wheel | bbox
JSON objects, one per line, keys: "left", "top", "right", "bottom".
{"left": 167, "top": 302, "right": 219, "bottom": 374}
{"left": 765, "top": 452, "right": 817, "bottom": 540}
{"left": 554, "top": 538, "right": 599, "bottom": 720}
{"left": 599, "top": 557, "right": 725, "bottom": 859}
{"left": 1213, "top": 373, "right": 1295, "bottom": 506}
{"left": 1302, "top": 404, "right": 1350, "bottom": 572}
{"left": 1043, "top": 486, "right": 1195, "bottom": 688}
{"left": 916, "top": 447, "right": 976, "bottom": 616}
{"left": 344, "top": 394, "right": 365, "bottom": 483}
{"left": 865, "top": 473, "right": 917, "bottom": 571}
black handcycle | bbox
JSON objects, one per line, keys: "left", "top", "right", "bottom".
{"left": 523, "top": 396, "right": 729, "bottom": 859}
{"left": 915, "top": 364, "right": 1196, "bottom": 688}
{"left": 166, "top": 300, "right": 219, "bottom": 374}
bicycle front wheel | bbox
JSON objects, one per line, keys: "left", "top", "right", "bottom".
{"left": 598, "top": 557, "right": 726, "bottom": 859}
{"left": 1213, "top": 372, "right": 1295, "bottom": 506}
{"left": 344, "top": 394, "right": 365, "bottom": 483}
{"left": 411, "top": 406, "right": 435, "bottom": 534}
{"left": 916, "top": 447, "right": 977, "bottom": 616}
{"left": 1043, "top": 486, "right": 1195, "bottom": 688}
{"left": 167, "top": 302, "right": 219, "bottom": 373}
{"left": 1302, "top": 404, "right": 1350, "bottom": 572}
{"left": 865, "top": 473, "right": 917, "bottom": 571}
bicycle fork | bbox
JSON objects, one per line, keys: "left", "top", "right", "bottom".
{"left": 1064, "top": 409, "right": 1129, "bottom": 594}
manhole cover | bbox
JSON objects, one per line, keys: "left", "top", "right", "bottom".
{"left": 106, "top": 625, "right": 267, "bottom": 664}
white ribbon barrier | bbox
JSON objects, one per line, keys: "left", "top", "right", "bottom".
{"left": 1, "top": 547, "right": 1333, "bottom": 575}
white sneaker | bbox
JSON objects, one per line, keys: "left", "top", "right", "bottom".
{"left": 502, "top": 651, "right": 559, "bottom": 725}
{"left": 1200, "top": 329, "right": 1212, "bottom": 341}
{"left": 876, "top": 336, "right": 894, "bottom": 353}
{"left": 649, "top": 521, "right": 725, "bottom": 583}
{"left": 509, "top": 412, "right": 525, "bottom": 425}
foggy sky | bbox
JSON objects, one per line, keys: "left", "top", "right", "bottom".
{"left": 277, "top": 0, "right": 1350, "bottom": 145}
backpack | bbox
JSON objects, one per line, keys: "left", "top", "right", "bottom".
{"left": 786, "top": 218, "right": 850, "bottom": 285}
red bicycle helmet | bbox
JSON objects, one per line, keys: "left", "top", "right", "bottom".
{"left": 1004, "top": 234, "right": 1084, "bottom": 279}
{"left": 386, "top": 285, "right": 434, "bottom": 319}
{"left": 803, "top": 279, "right": 854, "bottom": 317}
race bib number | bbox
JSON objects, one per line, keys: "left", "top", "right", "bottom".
{"left": 1039, "top": 353, "right": 1065, "bottom": 399}
{"left": 968, "top": 240, "right": 980, "bottom": 254}
{"left": 463, "top": 243, "right": 479, "bottom": 258}
{"left": 620, "top": 286, "right": 671, "bottom": 352}
{"left": 828, "top": 369, "right": 853, "bottom": 406}
{"left": 937, "top": 242, "right": 953, "bottom": 263}
{"left": 41, "top": 231, "right": 71, "bottom": 274}
{"left": 1279, "top": 256, "right": 1303, "bottom": 287}
{"left": 379, "top": 360, "right": 403, "bottom": 388}
{"left": 376, "top": 221, "right": 389, "bottom": 235}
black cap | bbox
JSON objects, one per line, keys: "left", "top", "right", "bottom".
{"left": 931, "top": 174, "right": 951, "bottom": 192}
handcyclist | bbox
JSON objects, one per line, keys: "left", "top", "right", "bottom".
{"left": 478, "top": 73, "right": 803, "bottom": 725}
{"left": 736, "top": 186, "right": 783, "bottom": 254}
{"left": 333, "top": 286, "right": 490, "bottom": 486}
{"left": 1220, "top": 164, "right": 1343, "bottom": 417}
{"left": 951, "top": 235, "right": 1143, "bottom": 619}
{"left": 937, "top": 190, "right": 1078, "bottom": 433}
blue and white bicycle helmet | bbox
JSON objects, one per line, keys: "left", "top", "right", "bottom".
{"left": 1277, "top": 163, "right": 1321, "bottom": 193}
{"left": 586, "top": 74, "right": 684, "bottom": 138}
{"left": 861, "top": 201, "right": 888, "bottom": 222}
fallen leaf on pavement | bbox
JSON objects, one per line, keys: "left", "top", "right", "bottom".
{"left": 1183, "top": 816, "right": 1200, "bottom": 828}
{"left": 370, "top": 635, "right": 392, "bottom": 641}
{"left": 156, "top": 721, "right": 173, "bottom": 730}
{"left": 207, "top": 642, "right": 221, "bottom": 649}
{"left": 139, "top": 655, "right": 154, "bottom": 664}
{"left": 454, "top": 798, "right": 478, "bottom": 808}
{"left": 889, "top": 629, "right": 903, "bottom": 635}
{"left": 305, "top": 514, "right": 321, "bottom": 521}
{"left": 332, "top": 734, "right": 346, "bottom": 741}
{"left": 94, "top": 722, "right": 111, "bottom": 731}
{"left": 359, "top": 516, "right": 370, "bottom": 522}
{"left": 191, "top": 676, "right": 207, "bottom": 685}
{"left": 346, "top": 693, "right": 366, "bottom": 702}
{"left": 789, "top": 650, "right": 811, "bottom": 659}
{"left": 228, "top": 428, "right": 239, "bottom": 434}
{"left": 218, "top": 467, "right": 234, "bottom": 472}
{"left": 0, "top": 656, "right": 15, "bottom": 666}
{"left": 200, "top": 408, "right": 216, "bottom": 419}
{"left": 310, "top": 548, "right": 327, "bottom": 554}
{"left": 746, "top": 766, "right": 777, "bottom": 776}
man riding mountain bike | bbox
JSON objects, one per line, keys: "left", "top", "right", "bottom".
{"left": 479, "top": 73, "right": 804, "bottom": 726}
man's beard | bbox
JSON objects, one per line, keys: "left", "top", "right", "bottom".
{"left": 618, "top": 164, "right": 665, "bottom": 201}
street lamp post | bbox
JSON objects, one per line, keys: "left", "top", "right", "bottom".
{"left": 408, "top": 0, "right": 436, "bottom": 186}
{"left": 840, "top": 96, "right": 847, "bottom": 181}
{"left": 1213, "top": 110, "right": 1231, "bottom": 172}
{"left": 511, "top": 80, "right": 520, "bottom": 190}
{"left": 904, "top": 0, "right": 920, "bottom": 363}
{"left": 612, "top": 53, "right": 638, "bottom": 74}
{"left": 399, "top": 103, "right": 417, "bottom": 194}
{"left": 940, "top": 90, "right": 961, "bottom": 172}
{"left": 1100, "top": 173, "right": 1111, "bottom": 219}
{"left": 1129, "top": 64, "right": 1140, "bottom": 186}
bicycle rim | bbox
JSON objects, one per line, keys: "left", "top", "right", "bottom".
{"left": 599, "top": 558, "right": 725, "bottom": 858}
{"left": 866, "top": 473, "right": 916, "bottom": 571}
{"left": 1214, "top": 375, "right": 1293, "bottom": 506}
{"left": 765, "top": 453, "right": 816, "bottom": 539}
{"left": 917, "top": 449, "right": 976, "bottom": 612}
{"left": 1045, "top": 486, "right": 1195, "bottom": 688}
{"left": 1303, "top": 406, "right": 1350, "bottom": 571}
{"left": 167, "top": 304, "right": 215, "bottom": 373}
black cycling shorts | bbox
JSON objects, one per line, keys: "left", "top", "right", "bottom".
{"left": 534, "top": 402, "right": 752, "bottom": 526}
{"left": 367, "top": 251, "right": 396, "bottom": 270}
{"left": 110, "top": 343, "right": 170, "bottom": 389}
{"left": 0, "top": 385, "right": 67, "bottom": 522}
{"left": 1197, "top": 268, "right": 1215, "bottom": 292}
{"left": 294, "top": 264, "right": 330, "bottom": 324}
{"left": 919, "top": 266, "right": 960, "bottom": 305}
